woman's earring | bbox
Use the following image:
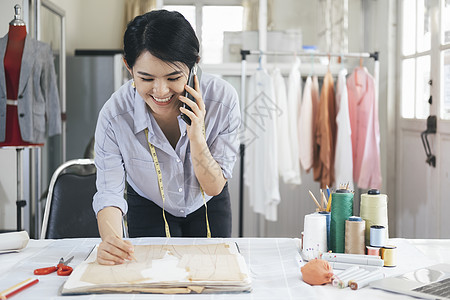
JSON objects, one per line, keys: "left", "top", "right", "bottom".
{"left": 132, "top": 80, "right": 136, "bottom": 88}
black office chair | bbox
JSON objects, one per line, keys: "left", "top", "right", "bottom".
{"left": 40, "top": 159, "right": 100, "bottom": 239}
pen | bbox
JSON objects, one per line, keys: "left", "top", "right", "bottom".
{"left": 106, "top": 220, "right": 137, "bottom": 262}
{"left": 0, "top": 278, "right": 39, "bottom": 299}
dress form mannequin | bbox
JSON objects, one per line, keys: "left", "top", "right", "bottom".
{"left": 0, "top": 7, "right": 43, "bottom": 147}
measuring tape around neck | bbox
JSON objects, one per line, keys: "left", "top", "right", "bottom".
{"left": 144, "top": 128, "right": 211, "bottom": 238}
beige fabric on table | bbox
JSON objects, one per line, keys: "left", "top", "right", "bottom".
{"left": 79, "top": 244, "right": 244, "bottom": 286}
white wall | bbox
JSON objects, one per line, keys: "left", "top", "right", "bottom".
{"left": 50, "top": 0, "right": 127, "bottom": 55}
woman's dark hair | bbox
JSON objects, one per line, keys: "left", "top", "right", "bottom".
{"left": 123, "top": 10, "right": 200, "bottom": 70}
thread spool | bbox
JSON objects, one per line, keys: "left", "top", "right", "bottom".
{"left": 302, "top": 213, "right": 327, "bottom": 260}
{"left": 360, "top": 189, "right": 388, "bottom": 246}
{"left": 318, "top": 211, "right": 331, "bottom": 251}
{"left": 332, "top": 266, "right": 361, "bottom": 287}
{"left": 349, "top": 270, "right": 385, "bottom": 290}
{"left": 345, "top": 216, "right": 365, "bottom": 254}
{"left": 381, "top": 245, "right": 397, "bottom": 267}
{"left": 366, "top": 246, "right": 380, "bottom": 256}
{"left": 330, "top": 190, "right": 353, "bottom": 253}
{"left": 370, "top": 225, "right": 386, "bottom": 247}
{"left": 339, "top": 269, "right": 370, "bottom": 288}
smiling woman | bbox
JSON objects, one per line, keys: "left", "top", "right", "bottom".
{"left": 92, "top": 10, "right": 241, "bottom": 266}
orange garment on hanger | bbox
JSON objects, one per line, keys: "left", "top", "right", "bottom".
{"left": 313, "top": 71, "right": 337, "bottom": 188}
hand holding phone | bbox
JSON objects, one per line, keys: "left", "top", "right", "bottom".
{"left": 180, "top": 64, "right": 202, "bottom": 125}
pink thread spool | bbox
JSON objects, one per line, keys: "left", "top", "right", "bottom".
{"left": 366, "top": 246, "right": 380, "bottom": 256}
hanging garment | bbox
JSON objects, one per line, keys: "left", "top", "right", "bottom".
{"left": 244, "top": 68, "right": 281, "bottom": 221}
{"left": 285, "top": 58, "right": 302, "bottom": 185}
{"left": 298, "top": 75, "right": 320, "bottom": 172}
{"left": 334, "top": 68, "right": 354, "bottom": 190}
{"left": 0, "top": 33, "right": 61, "bottom": 144}
{"left": 272, "top": 67, "right": 300, "bottom": 185}
{"left": 313, "top": 71, "right": 336, "bottom": 188}
{"left": 347, "top": 67, "right": 381, "bottom": 189}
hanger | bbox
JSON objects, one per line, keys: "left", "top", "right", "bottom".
{"left": 327, "top": 53, "right": 331, "bottom": 72}
{"left": 257, "top": 52, "right": 263, "bottom": 70}
{"left": 355, "top": 56, "right": 365, "bottom": 85}
{"left": 308, "top": 52, "right": 315, "bottom": 77}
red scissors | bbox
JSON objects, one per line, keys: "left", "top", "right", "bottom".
{"left": 34, "top": 256, "right": 74, "bottom": 276}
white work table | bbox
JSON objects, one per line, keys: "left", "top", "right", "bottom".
{"left": 0, "top": 237, "right": 449, "bottom": 299}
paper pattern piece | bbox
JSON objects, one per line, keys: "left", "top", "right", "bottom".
{"left": 62, "top": 243, "right": 251, "bottom": 294}
{"left": 0, "top": 231, "right": 29, "bottom": 253}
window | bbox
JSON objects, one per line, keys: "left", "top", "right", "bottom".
{"left": 400, "top": 0, "right": 431, "bottom": 119}
{"left": 163, "top": 1, "right": 243, "bottom": 64}
{"left": 441, "top": 0, "right": 450, "bottom": 120}
{"left": 163, "top": 5, "right": 196, "bottom": 27}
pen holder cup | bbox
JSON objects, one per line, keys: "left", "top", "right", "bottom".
{"left": 318, "top": 211, "right": 331, "bottom": 251}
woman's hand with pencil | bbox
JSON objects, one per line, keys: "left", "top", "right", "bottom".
{"left": 96, "top": 207, "right": 137, "bottom": 265}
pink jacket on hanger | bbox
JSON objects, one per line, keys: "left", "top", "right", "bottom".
{"left": 347, "top": 67, "right": 381, "bottom": 189}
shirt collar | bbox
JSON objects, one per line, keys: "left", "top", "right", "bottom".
{"left": 133, "top": 90, "right": 152, "bottom": 134}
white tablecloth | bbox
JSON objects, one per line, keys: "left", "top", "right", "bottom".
{"left": 0, "top": 237, "right": 449, "bottom": 299}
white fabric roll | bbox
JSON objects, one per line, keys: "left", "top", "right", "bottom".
{"left": 0, "top": 231, "right": 29, "bottom": 253}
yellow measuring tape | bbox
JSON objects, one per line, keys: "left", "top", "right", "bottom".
{"left": 144, "top": 128, "right": 211, "bottom": 238}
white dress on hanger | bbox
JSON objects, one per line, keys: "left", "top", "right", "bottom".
{"left": 272, "top": 67, "right": 300, "bottom": 185}
{"left": 334, "top": 68, "right": 354, "bottom": 190}
{"left": 244, "top": 68, "right": 280, "bottom": 222}
{"left": 285, "top": 58, "right": 302, "bottom": 185}
{"left": 298, "top": 76, "right": 314, "bottom": 171}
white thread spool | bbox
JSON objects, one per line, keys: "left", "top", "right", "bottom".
{"left": 360, "top": 189, "right": 388, "bottom": 246}
{"left": 370, "top": 225, "right": 387, "bottom": 247}
{"left": 302, "top": 213, "right": 327, "bottom": 260}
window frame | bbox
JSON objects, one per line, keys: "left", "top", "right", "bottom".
{"left": 162, "top": 0, "right": 244, "bottom": 73}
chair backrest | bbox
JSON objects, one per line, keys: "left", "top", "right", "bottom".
{"left": 40, "top": 159, "right": 100, "bottom": 239}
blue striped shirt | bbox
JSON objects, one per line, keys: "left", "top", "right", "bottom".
{"left": 93, "top": 73, "right": 240, "bottom": 217}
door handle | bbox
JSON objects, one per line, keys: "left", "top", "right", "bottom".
{"left": 421, "top": 115, "right": 436, "bottom": 167}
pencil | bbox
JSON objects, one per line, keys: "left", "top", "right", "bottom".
{"left": 322, "top": 190, "right": 328, "bottom": 208}
{"left": 326, "top": 194, "right": 332, "bottom": 212}
{"left": 105, "top": 220, "right": 137, "bottom": 262}
{"left": 0, "top": 278, "right": 38, "bottom": 299}
{"left": 308, "top": 190, "right": 322, "bottom": 210}
{"left": 320, "top": 189, "right": 324, "bottom": 210}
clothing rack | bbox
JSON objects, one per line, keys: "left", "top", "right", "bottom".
{"left": 238, "top": 49, "right": 380, "bottom": 237}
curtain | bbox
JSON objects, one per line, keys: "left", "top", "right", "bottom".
{"left": 317, "top": 0, "right": 348, "bottom": 53}
{"left": 124, "top": 0, "right": 157, "bottom": 32}
{"left": 242, "top": 0, "right": 274, "bottom": 31}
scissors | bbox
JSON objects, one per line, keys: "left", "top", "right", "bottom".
{"left": 34, "top": 256, "right": 74, "bottom": 276}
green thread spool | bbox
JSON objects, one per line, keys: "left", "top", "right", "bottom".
{"left": 330, "top": 190, "right": 354, "bottom": 253}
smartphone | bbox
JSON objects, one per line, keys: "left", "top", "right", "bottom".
{"left": 180, "top": 64, "right": 202, "bottom": 125}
